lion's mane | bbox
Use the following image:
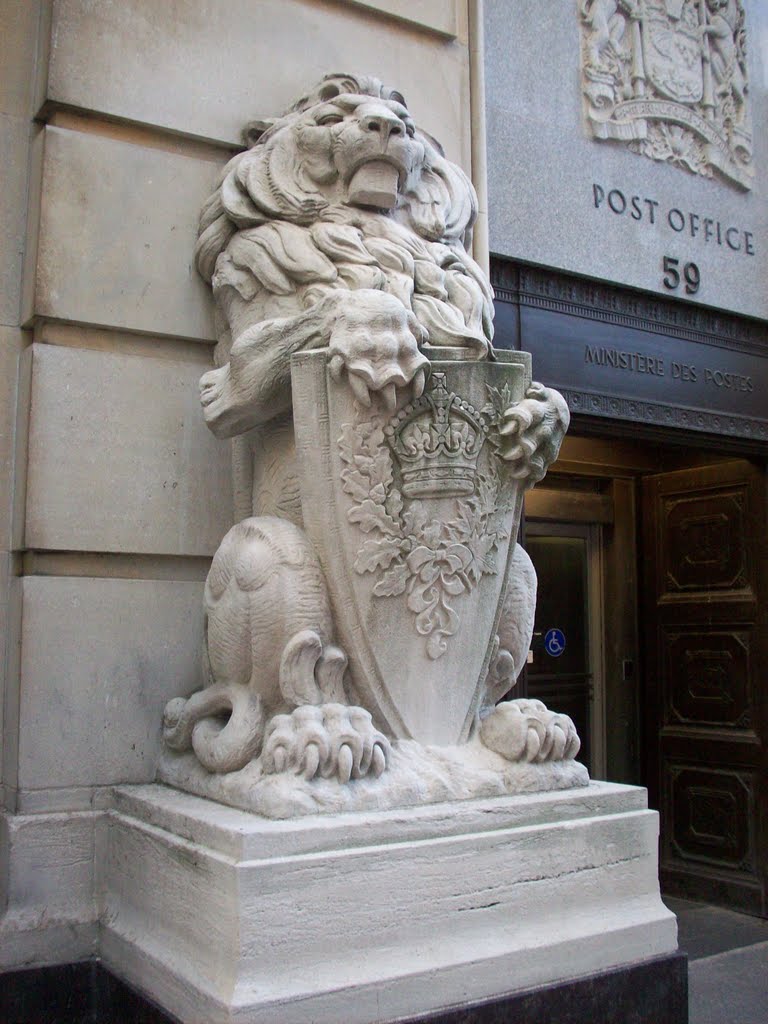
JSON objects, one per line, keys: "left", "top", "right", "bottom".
{"left": 195, "top": 74, "right": 493, "bottom": 355}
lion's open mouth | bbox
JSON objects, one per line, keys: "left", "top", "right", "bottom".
{"left": 346, "top": 159, "right": 402, "bottom": 209}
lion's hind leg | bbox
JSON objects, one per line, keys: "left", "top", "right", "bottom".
{"left": 162, "top": 518, "right": 280, "bottom": 775}
{"left": 484, "top": 543, "right": 537, "bottom": 707}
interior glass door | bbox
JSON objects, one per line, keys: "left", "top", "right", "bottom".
{"left": 524, "top": 524, "right": 604, "bottom": 777}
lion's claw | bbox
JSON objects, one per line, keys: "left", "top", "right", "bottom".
{"left": 328, "top": 353, "right": 345, "bottom": 383}
{"left": 348, "top": 372, "right": 373, "bottom": 407}
{"left": 479, "top": 699, "right": 581, "bottom": 763}
{"left": 328, "top": 290, "right": 429, "bottom": 410}
{"left": 262, "top": 703, "right": 391, "bottom": 781}
{"left": 498, "top": 383, "right": 570, "bottom": 487}
{"left": 412, "top": 366, "right": 427, "bottom": 399}
{"left": 371, "top": 744, "right": 387, "bottom": 778}
{"left": 337, "top": 744, "right": 354, "bottom": 784}
{"left": 301, "top": 743, "right": 321, "bottom": 780}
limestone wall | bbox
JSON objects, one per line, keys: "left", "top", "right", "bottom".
{"left": 0, "top": 0, "right": 476, "bottom": 968}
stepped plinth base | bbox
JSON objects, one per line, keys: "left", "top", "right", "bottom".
{"left": 99, "top": 781, "right": 681, "bottom": 1024}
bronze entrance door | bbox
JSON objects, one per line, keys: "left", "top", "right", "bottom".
{"left": 642, "top": 460, "right": 767, "bottom": 915}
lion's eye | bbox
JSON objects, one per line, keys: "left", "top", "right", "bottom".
{"left": 316, "top": 114, "right": 344, "bottom": 126}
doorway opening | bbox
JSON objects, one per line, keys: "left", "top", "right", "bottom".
{"left": 519, "top": 433, "right": 767, "bottom": 917}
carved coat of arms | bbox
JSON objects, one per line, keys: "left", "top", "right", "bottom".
{"left": 294, "top": 351, "right": 530, "bottom": 745}
{"left": 159, "top": 74, "right": 585, "bottom": 816}
{"left": 580, "top": 0, "right": 753, "bottom": 189}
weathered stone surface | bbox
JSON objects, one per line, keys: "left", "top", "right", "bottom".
{"left": 0, "top": 809, "right": 98, "bottom": 970}
{"left": 346, "top": 0, "right": 460, "bottom": 37}
{"left": 35, "top": 126, "right": 222, "bottom": 339}
{"left": 0, "top": 560, "right": 22, "bottom": 806}
{"left": 484, "top": 0, "right": 768, "bottom": 321}
{"left": 159, "top": 740, "right": 588, "bottom": 818}
{"left": 47, "top": 0, "right": 470, "bottom": 167}
{"left": 0, "top": 326, "right": 25, "bottom": 549}
{"left": 99, "top": 782, "right": 678, "bottom": 1024}
{"left": 0, "top": 115, "right": 31, "bottom": 326}
{"left": 1, "top": 810, "right": 95, "bottom": 922}
{"left": 0, "top": 0, "right": 42, "bottom": 118}
{"left": 25, "top": 343, "right": 232, "bottom": 555}
{"left": 18, "top": 577, "right": 205, "bottom": 791}
{"left": 0, "top": 24, "right": 35, "bottom": 773}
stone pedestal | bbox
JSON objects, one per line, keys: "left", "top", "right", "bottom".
{"left": 98, "top": 782, "right": 679, "bottom": 1024}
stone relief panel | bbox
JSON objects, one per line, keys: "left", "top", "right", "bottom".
{"left": 159, "top": 74, "right": 586, "bottom": 817}
{"left": 580, "top": 0, "right": 753, "bottom": 190}
{"left": 338, "top": 373, "right": 520, "bottom": 661}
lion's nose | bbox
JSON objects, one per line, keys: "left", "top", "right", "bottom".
{"left": 360, "top": 111, "right": 405, "bottom": 142}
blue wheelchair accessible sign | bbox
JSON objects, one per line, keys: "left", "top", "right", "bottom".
{"left": 544, "top": 628, "right": 566, "bottom": 658}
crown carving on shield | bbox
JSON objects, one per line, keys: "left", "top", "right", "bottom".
{"left": 384, "top": 372, "right": 488, "bottom": 499}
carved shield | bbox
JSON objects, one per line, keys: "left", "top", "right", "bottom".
{"left": 292, "top": 349, "right": 530, "bottom": 746}
{"left": 642, "top": 0, "right": 704, "bottom": 103}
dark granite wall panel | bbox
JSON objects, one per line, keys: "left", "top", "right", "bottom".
{"left": 1, "top": 954, "right": 687, "bottom": 1024}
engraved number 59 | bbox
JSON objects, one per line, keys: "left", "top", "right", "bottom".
{"left": 662, "top": 256, "right": 700, "bottom": 295}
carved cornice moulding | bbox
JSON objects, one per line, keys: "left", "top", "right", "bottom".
{"left": 560, "top": 387, "right": 768, "bottom": 441}
{"left": 490, "top": 260, "right": 768, "bottom": 446}
{"left": 491, "top": 261, "right": 768, "bottom": 355}
{"left": 579, "top": 0, "right": 754, "bottom": 191}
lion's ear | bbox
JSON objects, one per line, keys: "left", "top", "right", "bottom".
{"left": 241, "top": 118, "right": 277, "bottom": 148}
{"left": 417, "top": 127, "right": 446, "bottom": 159}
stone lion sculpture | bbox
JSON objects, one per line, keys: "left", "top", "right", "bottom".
{"left": 162, "top": 74, "right": 579, "bottom": 807}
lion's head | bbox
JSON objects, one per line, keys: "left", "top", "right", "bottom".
{"left": 196, "top": 74, "right": 492, "bottom": 355}
{"left": 196, "top": 75, "right": 479, "bottom": 277}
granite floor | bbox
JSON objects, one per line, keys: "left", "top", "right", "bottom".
{"left": 663, "top": 897, "right": 768, "bottom": 1024}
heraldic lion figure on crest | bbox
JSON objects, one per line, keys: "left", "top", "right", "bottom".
{"left": 163, "top": 74, "right": 579, "bottom": 794}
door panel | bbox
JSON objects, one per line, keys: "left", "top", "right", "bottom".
{"left": 642, "top": 460, "right": 767, "bottom": 915}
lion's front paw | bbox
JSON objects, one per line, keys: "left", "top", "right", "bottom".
{"left": 199, "top": 365, "right": 233, "bottom": 427}
{"left": 498, "top": 383, "right": 570, "bottom": 487}
{"left": 261, "top": 703, "right": 391, "bottom": 783}
{"left": 479, "top": 699, "right": 580, "bottom": 763}
{"left": 328, "top": 290, "right": 429, "bottom": 411}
